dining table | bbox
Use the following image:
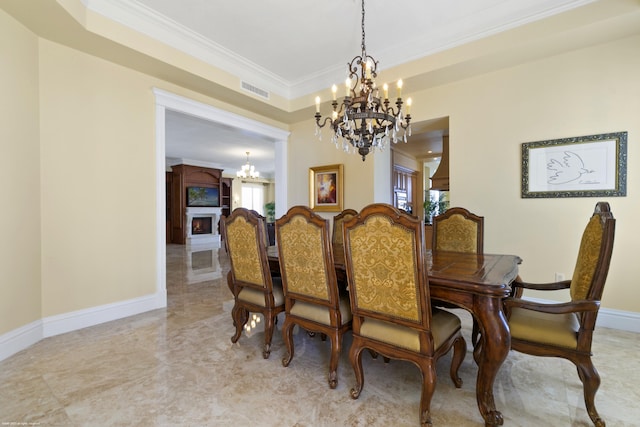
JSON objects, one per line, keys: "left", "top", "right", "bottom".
{"left": 267, "top": 244, "right": 522, "bottom": 426}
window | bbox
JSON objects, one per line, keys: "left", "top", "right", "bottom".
{"left": 241, "top": 183, "right": 265, "bottom": 216}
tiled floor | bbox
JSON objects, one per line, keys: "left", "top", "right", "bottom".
{"left": 1, "top": 244, "right": 639, "bottom": 426}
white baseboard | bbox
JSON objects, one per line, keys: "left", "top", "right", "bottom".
{"left": 0, "top": 320, "right": 43, "bottom": 362}
{"left": 596, "top": 307, "right": 640, "bottom": 333}
{"left": 0, "top": 291, "right": 165, "bottom": 362}
{"left": 2, "top": 294, "right": 637, "bottom": 362}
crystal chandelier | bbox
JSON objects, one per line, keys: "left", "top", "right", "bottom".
{"left": 314, "top": 0, "right": 412, "bottom": 161}
{"left": 236, "top": 151, "right": 259, "bottom": 179}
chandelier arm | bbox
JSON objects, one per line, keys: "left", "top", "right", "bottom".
{"left": 315, "top": 114, "right": 334, "bottom": 129}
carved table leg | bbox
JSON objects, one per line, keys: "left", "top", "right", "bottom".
{"left": 474, "top": 296, "right": 510, "bottom": 426}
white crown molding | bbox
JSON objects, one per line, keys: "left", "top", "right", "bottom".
{"left": 83, "top": 0, "right": 291, "bottom": 98}
{"left": 83, "top": 0, "right": 597, "bottom": 100}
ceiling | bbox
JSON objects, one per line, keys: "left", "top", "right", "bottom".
{"left": 7, "top": 0, "right": 631, "bottom": 177}
{"left": 135, "top": 0, "right": 594, "bottom": 176}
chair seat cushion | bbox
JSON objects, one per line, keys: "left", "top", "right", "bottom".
{"left": 360, "top": 309, "right": 461, "bottom": 352}
{"left": 289, "top": 295, "right": 352, "bottom": 326}
{"left": 509, "top": 307, "right": 579, "bottom": 349}
{"left": 237, "top": 278, "right": 284, "bottom": 307}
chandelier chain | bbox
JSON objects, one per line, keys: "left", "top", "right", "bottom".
{"left": 360, "top": 0, "right": 366, "bottom": 57}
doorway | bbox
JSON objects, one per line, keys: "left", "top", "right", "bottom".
{"left": 153, "top": 88, "right": 290, "bottom": 304}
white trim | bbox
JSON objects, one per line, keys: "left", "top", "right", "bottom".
{"left": 41, "top": 293, "right": 164, "bottom": 338}
{"left": 155, "top": 103, "right": 168, "bottom": 309}
{"left": 0, "top": 320, "right": 43, "bottom": 362}
{"left": 1, "top": 292, "right": 165, "bottom": 361}
{"left": 0, "top": 89, "right": 291, "bottom": 363}
{"left": 522, "top": 297, "right": 640, "bottom": 333}
{"left": 83, "top": 0, "right": 290, "bottom": 98}
{"left": 152, "top": 88, "right": 289, "bottom": 225}
{"left": 83, "top": 0, "right": 596, "bottom": 99}
{"left": 2, "top": 294, "right": 637, "bottom": 362}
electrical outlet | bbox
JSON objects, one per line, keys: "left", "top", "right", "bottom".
{"left": 555, "top": 272, "right": 565, "bottom": 281}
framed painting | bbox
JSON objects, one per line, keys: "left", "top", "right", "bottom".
{"left": 309, "top": 164, "right": 344, "bottom": 212}
{"left": 521, "top": 131, "right": 627, "bottom": 198}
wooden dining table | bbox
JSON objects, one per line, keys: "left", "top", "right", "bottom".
{"left": 267, "top": 245, "right": 521, "bottom": 426}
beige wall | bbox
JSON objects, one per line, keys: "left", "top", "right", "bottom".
{"left": 38, "top": 39, "right": 161, "bottom": 316}
{"left": 1, "top": 7, "right": 639, "bottom": 340}
{"left": 288, "top": 34, "right": 640, "bottom": 313}
{"left": 0, "top": 11, "right": 42, "bottom": 334}
{"left": 403, "top": 34, "right": 640, "bottom": 311}
{"left": 286, "top": 122, "right": 382, "bottom": 222}
{"left": 1, "top": 7, "right": 288, "bottom": 332}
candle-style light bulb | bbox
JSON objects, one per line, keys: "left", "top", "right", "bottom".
{"left": 383, "top": 83, "right": 389, "bottom": 100}
{"left": 331, "top": 84, "right": 337, "bottom": 101}
{"left": 345, "top": 78, "right": 351, "bottom": 96}
{"left": 406, "top": 98, "right": 412, "bottom": 115}
{"left": 397, "top": 79, "right": 403, "bottom": 98}
{"left": 315, "top": 96, "right": 320, "bottom": 113}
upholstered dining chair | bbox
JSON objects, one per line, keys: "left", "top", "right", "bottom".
{"left": 432, "top": 206, "right": 484, "bottom": 346}
{"left": 504, "top": 202, "right": 615, "bottom": 427}
{"left": 343, "top": 203, "right": 466, "bottom": 426}
{"left": 275, "top": 206, "right": 352, "bottom": 388}
{"left": 332, "top": 208, "right": 358, "bottom": 249}
{"left": 219, "top": 214, "right": 228, "bottom": 252}
{"left": 225, "top": 208, "right": 285, "bottom": 359}
{"left": 432, "top": 206, "right": 484, "bottom": 253}
{"left": 249, "top": 209, "right": 271, "bottom": 247}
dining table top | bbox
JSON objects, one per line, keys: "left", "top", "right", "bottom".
{"left": 267, "top": 244, "right": 521, "bottom": 297}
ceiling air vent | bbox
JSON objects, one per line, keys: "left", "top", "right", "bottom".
{"left": 241, "top": 81, "right": 269, "bottom": 100}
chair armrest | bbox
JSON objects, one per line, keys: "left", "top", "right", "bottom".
{"left": 511, "top": 279, "right": 571, "bottom": 291}
{"left": 504, "top": 297, "right": 600, "bottom": 314}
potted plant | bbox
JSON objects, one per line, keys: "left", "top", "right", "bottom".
{"left": 264, "top": 201, "right": 276, "bottom": 223}
{"left": 423, "top": 192, "right": 449, "bottom": 224}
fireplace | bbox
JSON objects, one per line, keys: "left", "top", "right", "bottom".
{"left": 191, "top": 217, "right": 212, "bottom": 235}
{"left": 185, "top": 207, "right": 222, "bottom": 247}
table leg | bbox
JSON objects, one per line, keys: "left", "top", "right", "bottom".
{"left": 474, "top": 296, "right": 510, "bottom": 426}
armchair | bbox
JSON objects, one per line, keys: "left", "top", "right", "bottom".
{"left": 504, "top": 201, "right": 615, "bottom": 427}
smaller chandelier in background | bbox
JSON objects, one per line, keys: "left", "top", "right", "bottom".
{"left": 314, "top": 0, "right": 412, "bottom": 161}
{"left": 237, "top": 151, "right": 259, "bottom": 179}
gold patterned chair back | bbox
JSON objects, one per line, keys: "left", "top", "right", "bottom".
{"left": 344, "top": 203, "right": 429, "bottom": 328}
{"left": 225, "top": 208, "right": 284, "bottom": 359}
{"left": 332, "top": 208, "right": 358, "bottom": 249}
{"left": 225, "top": 208, "right": 270, "bottom": 290}
{"left": 342, "top": 203, "right": 467, "bottom": 425}
{"left": 433, "top": 207, "right": 484, "bottom": 253}
{"left": 277, "top": 207, "right": 335, "bottom": 303}
{"left": 504, "top": 201, "right": 615, "bottom": 426}
{"left": 569, "top": 202, "right": 615, "bottom": 302}
{"left": 276, "top": 206, "right": 351, "bottom": 389}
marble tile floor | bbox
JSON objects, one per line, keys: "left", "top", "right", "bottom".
{"left": 1, "top": 243, "right": 639, "bottom": 426}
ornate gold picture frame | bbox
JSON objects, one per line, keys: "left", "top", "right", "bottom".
{"left": 309, "top": 164, "right": 344, "bottom": 212}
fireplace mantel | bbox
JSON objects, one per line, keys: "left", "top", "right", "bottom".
{"left": 185, "top": 207, "right": 222, "bottom": 247}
